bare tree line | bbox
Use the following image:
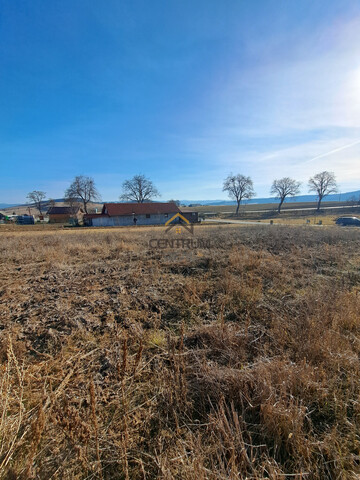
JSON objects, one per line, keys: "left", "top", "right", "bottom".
{"left": 25, "top": 174, "right": 161, "bottom": 215}
{"left": 26, "top": 170, "right": 339, "bottom": 216}
{"left": 223, "top": 171, "right": 338, "bottom": 213}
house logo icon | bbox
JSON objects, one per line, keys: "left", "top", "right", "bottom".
{"left": 165, "top": 213, "right": 194, "bottom": 235}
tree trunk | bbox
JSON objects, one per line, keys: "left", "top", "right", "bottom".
{"left": 83, "top": 201, "right": 88, "bottom": 214}
{"left": 317, "top": 196, "right": 322, "bottom": 211}
{"left": 278, "top": 198, "right": 284, "bottom": 213}
{"left": 236, "top": 201, "right": 240, "bottom": 215}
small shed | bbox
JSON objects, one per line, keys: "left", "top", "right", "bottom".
{"left": 47, "top": 206, "right": 84, "bottom": 224}
{"left": 180, "top": 211, "right": 199, "bottom": 223}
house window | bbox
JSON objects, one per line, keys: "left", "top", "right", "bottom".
{"left": 192, "top": 212, "right": 196, "bottom": 216}
{"left": 164, "top": 214, "right": 168, "bottom": 218}
{"left": 146, "top": 214, "right": 151, "bottom": 218}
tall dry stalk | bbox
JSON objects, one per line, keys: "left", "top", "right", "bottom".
{"left": 0, "top": 338, "right": 25, "bottom": 476}
{"left": 89, "top": 380, "right": 103, "bottom": 480}
{"left": 24, "top": 405, "right": 45, "bottom": 478}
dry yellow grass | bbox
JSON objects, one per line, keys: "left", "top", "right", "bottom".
{"left": 255, "top": 214, "right": 338, "bottom": 225}
{"left": 1, "top": 225, "right": 360, "bottom": 479}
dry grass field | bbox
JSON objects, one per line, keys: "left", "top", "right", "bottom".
{"left": 245, "top": 215, "right": 338, "bottom": 226}
{"left": 183, "top": 203, "right": 360, "bottom": 226}
{"left": 182, "top": 200, "right": 359, "bottom": 215}
{"left": 0, "top": 202, "right": 103, "bottom": 217}
{"left": 1, "top": 224, "right": 360, "bottom": 479}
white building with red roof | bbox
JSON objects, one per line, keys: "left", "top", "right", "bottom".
{"left": 84, "top": 202, "right": 188, "bottom": 227}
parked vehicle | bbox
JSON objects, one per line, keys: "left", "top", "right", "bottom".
{"left": 16, "top": 215, "right": 35, "bottom": 225}
{"left": 335, "top": 216, "right": 360, "bottom": 226}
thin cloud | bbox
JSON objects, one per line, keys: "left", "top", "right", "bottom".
{"left": 305, "top": 140, "right": 360, "bottom": 164}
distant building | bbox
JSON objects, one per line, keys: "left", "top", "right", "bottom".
{"left": 47, "top": 206, "right": 84, "bottom": 224}
{"left": 180, "top": 211, "right": 199, "bottom": 223}
{"left": 84, "top": 202, "right": 198, "bottom": 227}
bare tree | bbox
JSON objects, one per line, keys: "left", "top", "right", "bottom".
{"left": 271, "top": 177, "right": 301, "bottom": 213}
{"left": 168, "top": 199, "right": 181, "bottom": 206}
{"left": 64, "top": 175, "right": 100, "bottom": 214}
{"left": 223, "top": 174, "right": 255, "bottom": 215}
{"left": 26, "top": 190, "right": 46, "bottom": 215}
{"left": 120, "top": 174, "right": 160, "bottom": 203}
{"left": 64, "top": 196, "right": 81, "bottom": 216}
{"left": 308, "top": 171, "right": 338, "bottom": 211}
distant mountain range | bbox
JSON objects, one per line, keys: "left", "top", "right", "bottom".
{"left": 0, "top": 198, "right": 65, "bottom": 210}
{"left": 1, "top": 190, "right": 359, "bottom": 210}
{"left": 180, "top": 190, "right": 360, "bottom": 206}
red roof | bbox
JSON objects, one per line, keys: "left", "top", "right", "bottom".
{"left": 102, "top": 203, "right": 181, "bottom": 216}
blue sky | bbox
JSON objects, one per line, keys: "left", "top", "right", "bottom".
{"left": 1, "top": 0, "right": 360, "bottom": 203}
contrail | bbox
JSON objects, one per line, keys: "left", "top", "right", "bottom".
{"left": 307, "top": 139, "right": 360, "bottom": 163}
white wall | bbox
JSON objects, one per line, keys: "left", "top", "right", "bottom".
{"left": 92, "top": 213, "right": 178, "bottom": 227}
